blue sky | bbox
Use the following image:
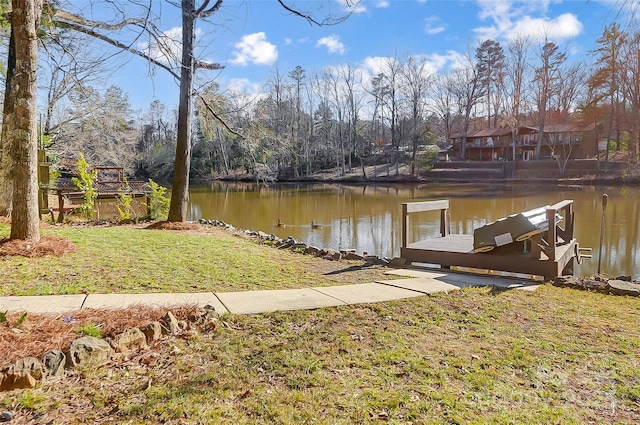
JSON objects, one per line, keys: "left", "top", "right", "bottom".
{"left": 78, "top": 0, "right": 639, "bottom": 113}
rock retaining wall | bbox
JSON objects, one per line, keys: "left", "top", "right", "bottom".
{"left": 198, "top": 218, "right": 390, "bottom": 265}
{"left": 0, "top": 307, "right": 219, "bottom": 393}
{"left": 554, "top": 275, "right": 640, "bottom": 297}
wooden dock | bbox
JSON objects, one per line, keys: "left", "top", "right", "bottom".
{"left": 47, "top": 167, "right": 149, "bottom": 222}
{"left": 400, "top": 200, "right": 582, "bottom": 280}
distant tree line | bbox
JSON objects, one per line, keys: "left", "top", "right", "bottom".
{"left": 42, "top": 21, "right": 640, "bottom": 186}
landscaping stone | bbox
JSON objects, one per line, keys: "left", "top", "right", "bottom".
{"left": 582, "top": 279, "right": 609, "bottom": 291}
{"left": 141, "top": 321, "right": 163, "bottom": 342}
{"left": 42, "top": 350, "right": 66, "bottom": 377}
{"left": 607, "top": 280, "right": 640, "bottom": 296}
{"left": 68, "top": 336, "right": 113, "bottom": 369}
{"left": 113, "top": 328, "right": 147, "bottom": 353}
{"left": 160, "top": 312, "right": 181, "bottom": 335}
{"left": 305, "top": 245, "right": 321, "bottom": 256}
{"left": 0, "top": 411, "right": 14, "bottom": 422}
{"left": 554, "top": 276, "right": 580, "bottom": 288}
{"left": 389, "top": 257, "right": 409, "bottom": 267}
{"left": 323, "top": 249, "right": 342, "bottom": 261}
{"left": 0, "top": 364, "right": 36, "bottom": 391}
{"left": 344, "top": 252, "right": 365, "bottom": 261}
{"left": 14, "top": 357, "right": 43, "bottom": 380}
{"left": 198, "top": 305, "right": 220, "bottom": 332}
{"left": 553, "top": 275, "right": 640, "bottom": 297}
{"left": 0, "top": 307, "right": 231, "bottom": 393}
{"left": 200, "top": 216, "right": 386, "bottom": 264}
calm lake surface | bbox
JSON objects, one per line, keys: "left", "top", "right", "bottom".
{"left": 187, "top": 182, "right": 640, "bottom": 279}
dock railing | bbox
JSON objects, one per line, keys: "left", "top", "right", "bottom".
{"left": 401, "top": 200, "right": 450, "bottom": 248}
{"left": 534, "top": 200, "right": 574, "bottom": 261}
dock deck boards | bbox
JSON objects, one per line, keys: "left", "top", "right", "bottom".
{"left": 400, "top": 200, "right": 579, "bottom": 280}
{"left": 401, "top": 235, "right": 576, "bottom": 280}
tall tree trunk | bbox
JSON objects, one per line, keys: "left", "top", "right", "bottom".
{"left": 168, "top": 0, "right": 195, "bottom": 222}
{"left": 9, "top": 0, "right": 43, "bottom": 241}
{"left": 0, "top": 29, "right": 16, "bottom": 216}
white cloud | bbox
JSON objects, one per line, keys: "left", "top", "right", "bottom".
{"left": 230, "top": 32, "right": 278, "bottom": 66}
{"left": 375, "top": 0, "right": 390, "bottom": 7}
{"left": 360, "top": 56, "right": 389, "bottom": 77}
{"left": 474, "top": 0, "right": 583, "bottom": 42}
{"left": 317, "top": 35, "right": 346, "bottom": 54}
{"left": 424, "top": 16, "right": 446, "bottom": 35}
{"left": 507, "top": 13, "right": 583, "bottom": 41}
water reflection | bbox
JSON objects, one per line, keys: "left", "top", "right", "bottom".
{"left": 188, "top": 182, "right": 639, "bottom": 279}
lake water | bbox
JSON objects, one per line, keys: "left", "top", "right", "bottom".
{"left": 187, "top": 182, "right": 640, "bottom": 279}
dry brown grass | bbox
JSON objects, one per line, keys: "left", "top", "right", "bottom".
{"left": 0, "top": 305, "right": 199, "bottom": 365}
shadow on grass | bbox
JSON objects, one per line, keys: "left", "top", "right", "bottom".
{"left": 323, "top": 263, "right": 379, "bottom": 276}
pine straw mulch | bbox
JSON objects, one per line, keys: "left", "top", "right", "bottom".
{"left": 0, "top": 216, "right": 77, "bottom": 258}
{"left": 0, "top": 305, "right": 200, "bottom": 366}
{"left": 0, "top": 235, "right": 77, "bottom": 258}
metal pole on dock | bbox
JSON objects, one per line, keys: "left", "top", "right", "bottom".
{"left": 597, "top": 193, "right": 608, "bottom": 275}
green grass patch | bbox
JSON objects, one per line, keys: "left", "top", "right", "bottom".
{"left": 0, "top": 223, "right": 370, "bottom": 295}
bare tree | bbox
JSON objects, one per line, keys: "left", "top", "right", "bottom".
{"left": 323, "top": 69, "right": 347, "bottom": 175}
{"left": 588, "top": 23, "right": 626, "bottom": 170}
{"left": 382, "top": 55, "right": 403, "bottom": 174}
{"left": 554, "top": 61, "right": 586, "bottom": 120}
{"left": 401, "top": 55, "right": 432, "bottom": 175}
{"left": 339, "top": 64, "right": 365, "bottom": 177}
{"left": 449, "top": 59, "right": 484, "bottom": 160}
{"left": 533, "top": 40, "right": 566, "bottom": 159}
{"left": 167, "top": 0, "right": 223, "bottom": 221}
{"left": 504, "top": 37, "right": 530, "bottom": 125}
{"left": 40, "top": 35, "right": 112, "bottom": 139}
{"left": 289, "top": 65, "right": 306, "bottom": 175}
{"left": 430, "top": 74, "right": 456, "bottom": 145}
{"left": 621, "top": 27, "right": 640, "bottom": 163}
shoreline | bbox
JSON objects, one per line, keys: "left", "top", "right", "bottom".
{"left": 194, "top": 158, "right": 640, "bottom": 186}
{"left": 202, "top": 170, "right": 640, "bottom": 186}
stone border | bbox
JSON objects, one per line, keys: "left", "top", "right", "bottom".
{"left": 0, "top": 307, "right": 219, "bottom": 393}
{"left": 554, "top": 275, "right": 640, "bottom": 297}
{"left": 198, "top": 218, "right": 390, "bottom": 265}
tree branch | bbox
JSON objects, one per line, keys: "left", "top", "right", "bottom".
{"left": 197, "top": 94, "right": 244, "bottom": 138}
{"left": 52, "top": 18, "right": 181, "bottom": 80}
{"left": 276, "top": 0, "right": 357, "bottom": 26}
{"left": 197, "top": 0, "right": 223, "bottom": 18}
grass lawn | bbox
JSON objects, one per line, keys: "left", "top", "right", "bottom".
{"left": 0, "top": 222, "right": 389, "bottom": 295}
{"left": 0, "top": 222, "right": 638, "bottom": 424}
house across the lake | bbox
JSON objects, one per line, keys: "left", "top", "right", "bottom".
{"left": 449, "top": 123, "right": 600, "bottom": 161}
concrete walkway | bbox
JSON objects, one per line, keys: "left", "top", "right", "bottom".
{"left": 0, "top": 268, "right": 539, "bottom": 315}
